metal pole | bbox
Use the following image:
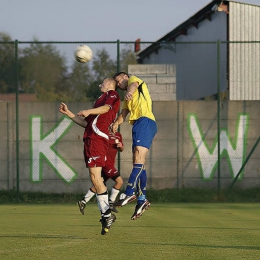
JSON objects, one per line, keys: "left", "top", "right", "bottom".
{"left": 15, "top": 40, "right": 20, "bottom": 202}
{"left": 217, "top": 40, "right": 221, "bottom": 200}
{"left": 7, "top": 103, "right": 10, "bottom": 190}
{"left": 176, "top": 101, "right": 179, "bottom": 189}
{"left": 116, "top": 40, "right": 121, "bottom": 175}
{"left": 116, "top": 39, "right": 120, "bottom": 72}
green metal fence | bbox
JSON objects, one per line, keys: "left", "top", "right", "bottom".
{"left": 0, "top": 40, "right": 259, "bottom": 201}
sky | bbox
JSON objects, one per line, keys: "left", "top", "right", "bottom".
{"left": 0, "top": 0, "right": 259, "bottom": 43}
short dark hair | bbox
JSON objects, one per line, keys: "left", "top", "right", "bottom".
{"left": 112, "top": 71, "right": 129, "bottom": 79}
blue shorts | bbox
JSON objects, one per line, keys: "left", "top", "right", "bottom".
{"left": 132, "top": 117, "right": 157, "bottom": 150}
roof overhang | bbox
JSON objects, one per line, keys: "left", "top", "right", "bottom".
{"left": 138, "top": 0, "right": 225, "bottom": 61}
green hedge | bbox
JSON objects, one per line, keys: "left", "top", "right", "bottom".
{"left": 1, "top": 188, "right": 260, "bottom": 203}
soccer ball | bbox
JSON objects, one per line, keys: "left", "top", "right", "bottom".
{"left": 74, "top": 45, "right": 93, "bottom": 63}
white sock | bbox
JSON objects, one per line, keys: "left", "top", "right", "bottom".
{"left": 96, "top": 192, "right": 110, "bottom": 217}
{"left": 84, "top": 189, "right": 95, "bottom": 202}
{"left": 96, "top": 199, "right": 102, "bottom": 212}
{"left": 109, "top": 187, "right": 120, "bottom": 203}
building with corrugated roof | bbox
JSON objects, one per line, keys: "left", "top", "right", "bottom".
{"left": 136, "top": 0, "right": 260, "bottom": 100}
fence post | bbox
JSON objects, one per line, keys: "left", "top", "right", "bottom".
{"left": 116, "top": 39, "right": 120, "bottom": 72}
{"left": 177, "top": 101, "right": 180, "bottom": 189}
{"left": 15, "top": 39, "right": 20, "bottom": 202}
{"left": 217, "top": 40, "right": 221, "bottom": 200}
{"left": 116, "top": 40, "right": 121, "bottom": 176}
{"left": 7, "top": 102, "right": 10, "bottom": 190}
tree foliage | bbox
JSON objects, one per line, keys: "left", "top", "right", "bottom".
{"left": 86, "top": 48, "right": 117, "bottom": 100}
{"left": 19, "top": 41, "right": 68, "bottom": 101}
{"left": 67, "top": 61, "right": 94, "bottom": 102}
{"left": 0, "top": 33, "right": 15, "bottom": 93}
{"left": 0, "top": 33, "right": 138, "bottom": 101}
{"left": 119, "top": 46, "right": 138, "bottom": 72}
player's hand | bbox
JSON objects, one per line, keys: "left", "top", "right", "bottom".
{"left": 116, "top": 142, "right": 123, "bottom": 148}
{"left": 112, "top": 122, "right": 119, "bottom": 133}
{"left": 59, "top": 102, "right": 68, "bottom": 115}
{"left": 77, "top": 110, "right": 90, "bottom": 117}
{"left": 125, "top": 91, "right": 133, "bottom": 101}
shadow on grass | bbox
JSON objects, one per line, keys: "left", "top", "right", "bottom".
{"left": 0, "top": 234, "right": 85, "bottom": 239}
{"left": 174, "top": 243, "right": 260, "bottom": 251}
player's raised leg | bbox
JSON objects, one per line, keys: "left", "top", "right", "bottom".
{"left": 77, "top": 188, "right": 96, "bottom": 215}
{"left": 89, "top": 167, "right": 116, "bottom": 235}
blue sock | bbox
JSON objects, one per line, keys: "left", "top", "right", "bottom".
{"left": 125, "top": 164, "right": 144, "bottom": 196}
{"left": 137, "top": 169, "right": 147, "bottom": 204}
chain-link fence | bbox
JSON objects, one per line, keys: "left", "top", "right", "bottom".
{"left": 0, "top": 41, "right": 259, "bottom": 200}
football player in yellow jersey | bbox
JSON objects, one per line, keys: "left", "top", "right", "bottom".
{"left": 112, "top": 72, "right": 157, "bottom": 220}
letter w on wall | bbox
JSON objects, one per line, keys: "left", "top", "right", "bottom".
{"left": 188, "top": 114, "right": 249, "bottom": 180}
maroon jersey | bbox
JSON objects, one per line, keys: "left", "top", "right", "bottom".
{"left": 105, "top": 132, "right": 123, "bottom": 168}
{"left": 101, "top": 132, "right": 123, "bottom": 181}
{"left": 83, "top": 90, "right": 120, "bottom": 140}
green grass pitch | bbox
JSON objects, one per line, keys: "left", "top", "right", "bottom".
{"left": 0, "top": 203, "right": 259, "bottom": 260}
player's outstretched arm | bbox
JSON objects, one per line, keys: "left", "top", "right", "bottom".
{"left": 59, "top": 102, "right": 87, "bottom": 128}
{"left": 77, "top": 104, "right": 110, "bottom": 117}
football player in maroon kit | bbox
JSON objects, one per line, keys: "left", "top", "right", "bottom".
{"left": 78, "top": 130, "right": 124, "bottom": 214}
{"left": 59, "top": 77, "right": 120, "bottom": 235}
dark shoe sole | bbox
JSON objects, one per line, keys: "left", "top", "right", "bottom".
{"left": 114, "top": 195, "right": 137, "bottom": 208}
{"left": 131, "top": 202, "right": 150, "bottom": 220}
{"left": 77, "top": 201, "right": 85, "bottom": 215}
{"left": 101, "top": 214, "right": 116, "bottom": 235}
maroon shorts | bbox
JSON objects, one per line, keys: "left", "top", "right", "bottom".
{"left": 83, "top": 137, "right": 109, "bottom": 168}
{"left": 102, "top": 165, "right": 120, "bottom": 182}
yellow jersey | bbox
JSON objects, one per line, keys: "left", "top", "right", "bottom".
{"left": 122, "top": 75, "right": 156, "bottom": 124}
